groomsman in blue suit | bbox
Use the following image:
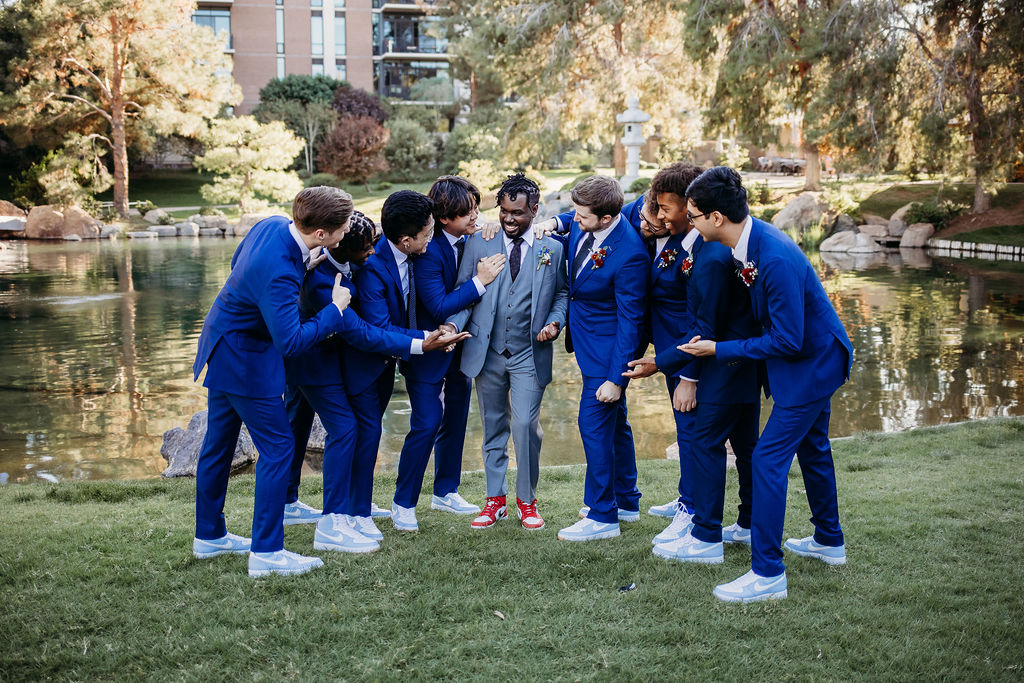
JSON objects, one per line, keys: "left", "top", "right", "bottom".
{"left": 283, "top": 212, "right": 454, "bottom": 553}
{"left": 392, "top": 179, "right": 506, "bottom": 531}
{"left": 681, "top": 166, "right": 852, "bottom": 603}
{"left": 554, "top": 175, "right": 649, "bottom": 542}
{"left": 192, "top": 186, "right": 354, "bottom": 577}
{"left": 447, "top": 173, "right": 569, "bottom": 531}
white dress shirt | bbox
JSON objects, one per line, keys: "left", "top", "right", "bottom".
{"left": 441, "top": 229, "right": 486, "bottom": 296}
{"left": 503, "top": 228, "right": 535, "bottom": 272}
{"left": 574, "top": 215, "right": 620, "bottom": 277}
{"left": 731, "top": 216, "right": 754, "bottom": 263}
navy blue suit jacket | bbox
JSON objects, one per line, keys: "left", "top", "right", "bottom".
{"left": 402, "top": 231, "right": 483, "bottom": 384}
{"left": 193, "top": 216, "right": 343, "bottom": 398}
{"left": 285, "top": 260, "right": 413, "bottom": 387}
{"left": 655, "top": 235, "right": 761, "bottom": 404}
{"left": 343, "top": 236, "right": 426, "bottom": 395}
{"left": 716, "top": 218, "right": 853, "bottom": 407}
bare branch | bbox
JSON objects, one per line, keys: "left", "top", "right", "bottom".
{"left": 60, "top": 57, "right": 112, "bottom": 100}
{"left": 54, "top": 94, "right": 113, "bottom": 123}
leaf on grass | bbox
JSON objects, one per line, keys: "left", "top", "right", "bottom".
{"left": 493, "top": 610, "right": 505, "bottom": 620}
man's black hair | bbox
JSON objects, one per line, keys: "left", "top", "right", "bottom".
{"left": 685, "top": 166, "right": 749, "bottom": 223}
{"left": 381, "top": 190, "right": 434, "bottom": 243}
{"left": 496, "top": 172, "right": 540, "bottom": 207}
{"left": 337, "top": 210, "right": 377, "bottom": 252}
{"left": 429, "top": 175, "right": 481, "bottom": 224}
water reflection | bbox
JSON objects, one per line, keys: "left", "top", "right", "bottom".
{"left": 1, "top": 238, "right": 1022, "bottom": 483}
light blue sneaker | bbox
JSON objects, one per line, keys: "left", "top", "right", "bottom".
{"left": 283, "top": 500, "right": 323, "bottom": 526}
{"left": 652, "top": 508, "right": 695, "bottom": 545}
{"left": 370, "top": 502, "right": 392, "bottom": 519}
{"left": 193, "top": 532, "right": 251, "bottom": 559}
{"left": 391, "top": 502, "right": 419, "bottom": 532}
{"left": 557, "top": 518, "right": 620, "bottom": 541}
{"left": 350, "top": 515, "right": 384, "bottom": 542}
{"left": 431, "top": 492, "right": 481, "bottom": 515}
{"left": 784, "top": 535, "right": 846, "bottom": 565}
{"left": 578, "top": 506, "right": 640, "bottom": 522}
{"left": 648, "top": 499, "right": 684, "bottom": 518}
{"left": 713, "top": 570, "right": 788, "bottom": 603}
{"left": 313, "top": 514, "right": 380, "bottom": 553}
{"left": 652, "top": 532, "right": 723, "bottom": 564}
{"left": 248, "top": 549, "right": 324, "bottom": 577}
{"left": 722, "top": 523, "right": 751, "bottom": 545}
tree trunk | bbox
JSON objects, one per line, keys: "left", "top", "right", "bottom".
{"left": 110, "top": 35, "right": 129, "bottom": 217}
{"left": 964, "top": 0, "right": 991, "bottom": 214}
{"left": 802, "top": 140, "right": 821, "bottom": 191}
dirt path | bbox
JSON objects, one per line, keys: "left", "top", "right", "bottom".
{"left": 937, "top": 205, "right": 1024, "bottom": 238}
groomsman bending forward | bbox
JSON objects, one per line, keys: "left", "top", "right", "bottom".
{"left": 448, "top": 173, "right": 568, "bottom": 530}
{"left": 681, "top": 166, "right": 852, "bottom": 603}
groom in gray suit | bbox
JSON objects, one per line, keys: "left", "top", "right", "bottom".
{"left": 447, "top": 173, "right": 569, "bottom": 531}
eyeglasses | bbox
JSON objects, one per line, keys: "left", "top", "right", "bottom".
{"left": 686, "top": 211, "right": 712, "bottom": 222}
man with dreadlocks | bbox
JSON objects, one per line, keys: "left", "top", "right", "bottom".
{"left": 448, "top": 173, "right": 568, "bottom": 531}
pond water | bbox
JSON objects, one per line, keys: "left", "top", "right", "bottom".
{"left": 1, "top": 237, "right": 1022, "bottom": 484}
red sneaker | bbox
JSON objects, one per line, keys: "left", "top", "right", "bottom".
{"left": 517, "top": 498, "right": 545, "bottom": 530}
{"left": 472, "top": 496, "right": 507, "bottom": 529}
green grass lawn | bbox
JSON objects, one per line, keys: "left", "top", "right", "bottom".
{"left": 2, "top": 418, "right": 1022, "bottom": 679}
{"left": 945, "top": 224, "right": 1024, "bottom": 247}
{"left": 858, "top": 182, "right": 1024, "bottom": 218}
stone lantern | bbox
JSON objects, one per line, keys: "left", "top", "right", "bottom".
{"left": 616, "top": 96, "right": 650, "bottom": 191}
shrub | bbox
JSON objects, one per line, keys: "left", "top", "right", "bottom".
{"left": 303, "top": 173, "right": 346, "bottom": 189}
{"left": 564, "top": 149, "right": 596, "bottom": 172}
{"left": 752, "top": 181, "right": 771, "bottom": 205}
{"left": 332, "top": 84, "right": 390, "bottom": 124}
{"left": 821, "top": 182, "right": 862, "bottom": 221}
{"left": 158, "top": 213, "right": 177, "bottom": 225}
{"left": 442, "top": 124, "right": 502, "bottom": 173}
{"left": 560, "top": 173, "right": 595, "bottom": 192}
{"left": 456, "top": 159, "right": 502, "bottom": 192}
{"left": 904, "top": 199, "right": 966, "bottom": 231}
{"left": 754, "top": 206, "right": 781, "bottom": 223}
{"left": 317, "top": 116, "right": 390, "bottom": 188}
{"left": 629, "top": 177, "right": 651, "bottom": 193}
{"left": 135, "top": 200, "right": 157, "bottom": 213}
{"left": 373, "top": 181, "right": 392, "bottom": 191}
{"left": 384, "top": 119, "right": 435, "bottom": 182}
{"left": 199, "top": 206, "right": 224, "bottom": 217}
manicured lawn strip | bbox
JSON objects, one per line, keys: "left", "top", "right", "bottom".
{"left": 945, "top": 224, "right": 1024, "bottom": 246}
{"left": 1, "top": 418, "right": 1022, "bottom": 679}
{"left": 858, "top": 182, "right": 1024, "bottom": 218}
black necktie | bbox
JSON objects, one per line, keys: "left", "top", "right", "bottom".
{"left": 509, "top": 237, "right": 523, "bottom": 282}
{"left": 407, "top": 258, "right": 418, "bottom": 328}
{"left": 732, "top": 257, "right": 744, "bottom": 270}
{"left": 572, "top": 233, "right": 596, "bottom": 279}
{"left": 454, "top": 236, "right": 466, "bottom": 270}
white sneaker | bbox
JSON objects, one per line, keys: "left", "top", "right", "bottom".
{"left": 651, "top": 508, "right": 694, "bottom": 545}
{"left": 313, "top": 514, "right": 379, "bottom": 553}
{"left": 248, "top": 549, "right": 324, "bottom": 577}
{"left": 392, "top": 502, "right": 418, "bottom": 531}
{"left": 722, "top": 523, "right": 751, "bottom": 545}
{"left": 557, "top": 518, "right": 620, "bottom": 542}
{"left": 350, "top": 515, "right": 383, "bottom": 541}
{"left": 431, "top": 492, "right": 481, "bottom": 515}
{"left": 713, "top": 570, "right": 788, "bottom": 603}
{"left": 579, "top": 506, "right": 640, "bottom": 522}
{"left": 652, "top": 532, "right": 724, "bottom": 564}
{"left": 648, "top": 499, "right": 684, "bottom": 518}
{"left": 283, "top": 500, "right": 322, "bottom": 526}
{"left": 370, "top": 502, "right": 392, "bottom": 518}
{"left": 193, "top": 532, "right": 251, "bottom": 559}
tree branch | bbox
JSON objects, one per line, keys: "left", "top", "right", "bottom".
{"left": 53, "top": 93, "right": 113, "bottom": 123}
{"left": 60, "top": 57, "right": 112, "bottom": 100}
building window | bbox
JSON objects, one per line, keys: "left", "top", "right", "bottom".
{"left": 311, "top": 0, "right": 322, "bottom": 6}
{"left": 381, "top": 61, "right": 451, "bottom": 100}
{"left": 193, "top": 8, "right": 231, "bottom": 50}
{"left": 311, "top": 11, "right": 324, "bottom": 56}
{"left": 312, "top": 58, "right": 325, "bottom": 76}
{"left": 372, "top": 14, "right": 381, "bottom": 56}
{"left": 335, "top": 60, "right": 347, "bottom": 80}
{"left": 382, "top": 15, "right": 446, "bottom": 54}
{"left": 277, "top": 56, "right": 286, "bottom": 79}
{"left": 276, "top": 8, "right": 285, "bottom": 53}
{"left": 334, "top": 14, "right": 346, "bottom": 56}
{"left": 276, "top": 0, "right": 283, "bottom": 5}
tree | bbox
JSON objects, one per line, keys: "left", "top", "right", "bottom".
{"left": 384, "top": 118, "right": 435, "bottom": 181}
{"left": 443, "top": 0, "right": 709, "bottom": 167}
{"left": 193, "top": 117, "right": 304, "bottom": 213}
{"left": 331, "top": 84, "right": 390, "bottom": 124}
{"left": 252, "top": 75, "right": 343, "bottom": 173}
{"left": 317, "top": 116, "right": 389, "bottom": 189}
{"left": 681, "top": 0, "right": 904, "bottom": 191}
{"left": 892, "top": 0, "right": 1024, "bottom": 212}
{"left": 0, "top": 0, "right": 239, "bottom": 216}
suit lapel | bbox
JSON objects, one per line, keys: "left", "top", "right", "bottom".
{"left": 746, "top": 220, "right": 764, "bottom": 319}
{"left": 651, "top": 233, "right": 684, "bottom": 284}
{"left": 376, "top": 235, "right": 406, "bottom": 318}
{"left": 575, "top": 221, "right": 625, "bottom": 290}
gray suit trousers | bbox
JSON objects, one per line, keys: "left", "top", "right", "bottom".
{"left": 475, "top": 346, "right": 545, "bottom": 501}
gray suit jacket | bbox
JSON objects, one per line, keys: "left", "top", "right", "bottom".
{"left": 448, "top": 232, "right": 568, "bottom": 387}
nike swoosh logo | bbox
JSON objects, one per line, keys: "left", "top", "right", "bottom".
{"left": 753, "top": 578, "right": 782, "bottom": 592}
{"left": 254, "top": 554, "right": 291, "bottom": 567}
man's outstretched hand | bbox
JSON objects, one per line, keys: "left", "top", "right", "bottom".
{"left": 422, "top": 325, "right": 472, "bottom": 353}
{"left": 622, "top": 357, "right": 658, "bottom": 379}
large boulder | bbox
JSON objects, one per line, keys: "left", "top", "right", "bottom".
{"left": 24, "top": 206, "right": 66, "bottom": 239}
{"left": 0, "top": 216, "right": 27, "bottom": 235}
{"left": 819, "top": 231, "right": 860, "bottom": 252}
{"left": 861, "top": 213, "right": 888, "bottom": 226}
{"left": 234, "top": 213, "right": 274, "bottom": 237}
{"left": 0, "top": 200, "right": 26, "bottom": 217}
{"left": 143, "top": 208, "right": 170, "bottom": 224}
{"left": 888, "top": 202, "right": 914, "bottom": 238}
{"left": 859, "top": 224, "right": 889, "bottom": 240}
{"left": 189, "top": 214, "right": 230, "bottom": 230}
{"left": 176, "top": 221, "right": 199, "bottom": 237}
{"left": 773, "top": 193, "right": 827, "bottom": 232}
{"left": 62, "top": 206, "right": 101, "bottom": 239}
{"left": 849, "top": 232, "right": 884, "bottom": 253}
{"left": 900, "top": 222, "right": 935, "bottom": 248}
{"left": 152, "top": 226, "right": 178, "bottom": 237}
{"left": 831, "top": 213, "right": 858, "bottom": 234}
{"left": 161, "top": 410, "right": 258, "bottom": 477}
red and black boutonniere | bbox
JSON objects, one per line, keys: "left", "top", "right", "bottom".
{"left": 590, "top": 246, "right": 610, "bottom": 269}
{"left": 679, "top": 255, "right": 694, "bottom": 276}
{"left": 657, "top": 248, "right": 679, "bottom": 269}
{"left": 736, "top": 261, "right": 758, "bottom": 287}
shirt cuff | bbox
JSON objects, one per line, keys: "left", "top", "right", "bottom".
{"left": 410, "top": 338, "right": 424, "bottom": 355}
{"left": 472, "top": 276, "right": 486, "bottom": 296}
{"left": 679, "top": 375, "right": 698, "bottom": 383}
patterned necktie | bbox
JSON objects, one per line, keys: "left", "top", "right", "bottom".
{"left": 406, "top": 258, "right": 418, "bottom": 328}
{"left": 572, "top": 233, "right": 596, "bottom": 279}
{"left": 509, "top": 237, "right": 523, "bottom": 282}
{"left": 732, "top": 257, "right": 744, "bottom": 270}
{"left": 454, "top": 236, "right": 466, "bottom": 270}
{"left": 646, "top": 240, "right": 656, "bottom": 262}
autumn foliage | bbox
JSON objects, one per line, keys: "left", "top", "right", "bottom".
{"left": 317, "top": 116, "right": 390, "bottom": 188}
